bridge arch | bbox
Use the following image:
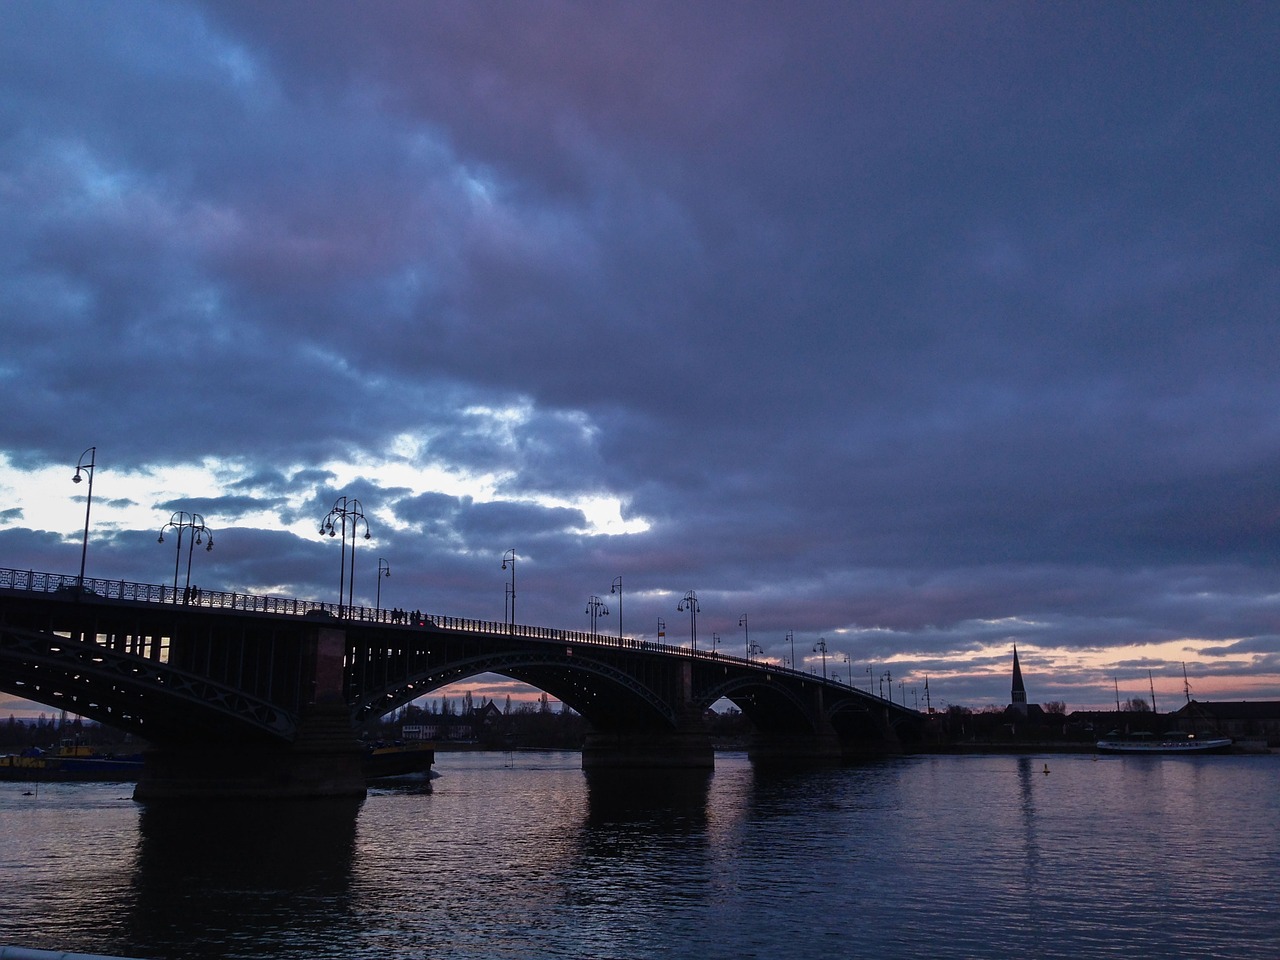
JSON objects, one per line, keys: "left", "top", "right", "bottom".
{"left": 695, "top": 673, "right": 824, "bottom": 735}
{"left": 350, "top": 648, "right": 681, "bottom": 733}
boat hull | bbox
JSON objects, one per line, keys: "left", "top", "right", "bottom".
{"left": 0, "top": 753, "right": 144, "bottom": 781}
{"left": 363, "top": 742, "right": 436, "bottom": 779}
{"left": 1095, "top": 737, "right": 1233, "bottom": 755}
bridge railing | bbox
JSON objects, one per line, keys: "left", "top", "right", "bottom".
{"left": 0, "top": 566, "right": 905, "bottom": 707}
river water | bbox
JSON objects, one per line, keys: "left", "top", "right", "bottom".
{"left": 1, "top": 750, "right": 1277, "bottom": 959}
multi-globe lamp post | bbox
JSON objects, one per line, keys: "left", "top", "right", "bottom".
{"left": 813, "top": 637, "right": 828, "bottom": 680}
{"left": 157, "top": 511, "right": 213, "bottom": 601}
{"left": 72, "top": 446, "right": 96, "bottom": 589}
{"left": 586, "top": 595, "right": 609, "bottom": 636}
{"left": 677, "top": 590, "right": 700, "bottom": 652}
{"left": 319, "top": 496, "right": 371, "bottom": 618}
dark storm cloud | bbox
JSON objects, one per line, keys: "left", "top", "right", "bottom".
{"left": 2, "top": 1, "right": 1279, "bottom": 708}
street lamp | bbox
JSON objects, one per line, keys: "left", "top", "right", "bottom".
{"left": 610, "top": 576, "right": 623, "bottom": 641}
{"left": 501, "top": 549, "right": 516, "bottom": 626}
{"left": 813, "top": 637, "right": 828, "bottom": 680}
{"left": 376, "top": 558, "right": 391, "bottom": 611}
{"left": 843, "top": 654, "right": 851, "bottom": 685}
{"left": 72, "top": 446, "right": 95, "bottom": 589}
{"left": 586, "top": 595, "right": 609, "bottom": 635}
{"left": 881, "top": 670, "right": 892, "bottom": 700}
{"left": 157, "top": 511, "right": 213, "bottom": 601}
{"left": 786, "top": 630, "right": 795, "bottom": 671}
{"left": 712, "top": 632, "right": 721, "bottom": 654}
{"left": 740, "top": 614, "right": 750, "bottom": 660}
{"left": 677, "top": 590, "right": 700, "bottom": 652}
{"left": 319, "top": 496, "right": 371, "bottom": 617}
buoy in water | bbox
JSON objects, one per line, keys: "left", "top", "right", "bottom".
{"left": 1043, "top": 763, "right": 1050, "bottom": 775}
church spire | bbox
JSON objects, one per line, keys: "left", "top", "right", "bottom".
{"left": 1011, "top": 645, "right": 1028, "bottom": 716}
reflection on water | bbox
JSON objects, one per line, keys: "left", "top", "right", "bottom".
{"left": 583, "top": 768, "right": 712, "bottom": 826}
{"left": 128, "top": 800, "right": 361, "bottom": 959}
{"left": 3, "top": 753, "right": 1279, "bottom": 960}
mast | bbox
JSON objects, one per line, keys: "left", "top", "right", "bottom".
{"left": 1148, "top": 670, "right": 1157, "bottom": 716}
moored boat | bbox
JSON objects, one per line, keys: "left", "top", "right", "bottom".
{"left": 1095, "top": 730, "right": 1233, "bottom": 755}
{"left": 3, "top": 739, "right": 437, "bottom": 783}
{"left": 0, "top": 743, "right": 145, "bottom": 781}
{"left": 363, "top": 740, "right": 436, "bottom": 780}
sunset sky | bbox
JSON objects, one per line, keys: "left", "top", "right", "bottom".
{"left": 2, "top": 2, "right": 1278, "bottom": 720}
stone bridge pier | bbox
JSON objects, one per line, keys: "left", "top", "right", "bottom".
{"left": 581, "top": 708, "right": 716, "bottom": 770}
{"left": 134, "top": 626, "right": 366, "bottom": 801}
{"left": 581, "top": 657, "right": 715, "bottom": 770}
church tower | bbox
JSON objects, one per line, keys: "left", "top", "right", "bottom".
{"left": 1010, "top": 645, "right": 1028, "bottom": 716}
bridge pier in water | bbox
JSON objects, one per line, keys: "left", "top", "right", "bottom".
{"left": 134, "top": 625, "right": 367, "bottom": 802}
{"left": 745, "top": 685, "right": 905, "bottom": 764}
{"left": 581, "top": 723, "right": 715, "bottom": 770}
{"left": 581, "top": 659, "right": 715, "bottom": 770}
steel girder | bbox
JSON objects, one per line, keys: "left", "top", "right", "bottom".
{"left": 694, "top": 661, "right": 916, "bottom": 738}
{"left": 0, "top": 622, "right": 297, "bottom": 742}
{"left": 350, "top": 645, "right": 681, "bottom": 730}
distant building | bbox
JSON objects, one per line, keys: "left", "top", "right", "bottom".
{"left": 401, "top": 699, "right": 505, "bottom": 742}
{"left": 1170, "top": 700, "right": 1280, "bottom": 747}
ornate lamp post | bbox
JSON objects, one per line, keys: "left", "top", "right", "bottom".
{"left": 585, "top": 595, "right": 609, "bottom": 636}
{"left": 501, "top": 549, "right": 516, "bottom": 626}
{"left": 786, "top": 630, "right": 795, "bottom": 670}
{"left": 376, "top": 558, "right": 391, "bottom": 611}
{"left": 740, "top": 614, "right": 750, "bottom": 660}
{"left": 712, "top": 632, "right": 721, "bottom": 654}
{"left": 610, "top": 576, "right": 623, "bottom": 640}
{"left": 677, "top": 590, "right": 700, "bottom": 652}
{"left": 813, "top": 637, "right": 828, "bottom": 680}
{"left": 157, "top": 511, "right": 213, "bottom": 601}
{"left": 319, "top": 496, "right": 371, "bottom": 617}
{"left": 72, "top": 446, "right": 96, "bottom": 589}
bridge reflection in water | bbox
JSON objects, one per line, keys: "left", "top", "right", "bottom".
{"left": 0, "top": 566, "right": 924, "bottom": 800}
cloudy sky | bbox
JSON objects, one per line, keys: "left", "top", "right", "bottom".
{"left": 3, "top": 1, "right": 1278, "bottom": 719}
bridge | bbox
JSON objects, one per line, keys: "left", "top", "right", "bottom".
{"left": 0, "top": 566, "right": 924, "bottom": 800}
